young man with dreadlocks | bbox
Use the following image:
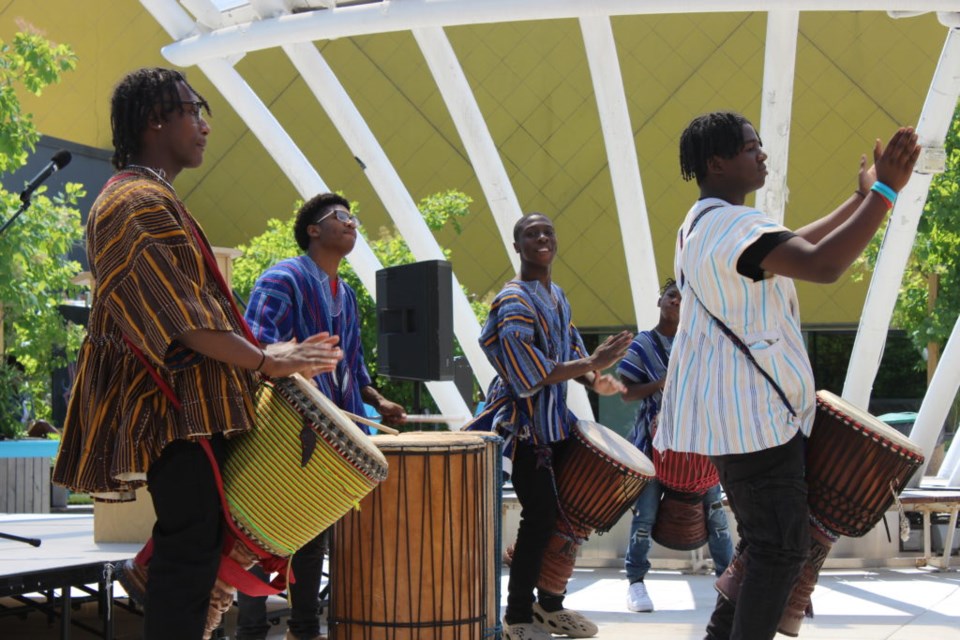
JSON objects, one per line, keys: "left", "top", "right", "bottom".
{"left": 653, "top": 111, "right": 919, "bottom": 640}
{"left": 466, "top": 212, "right": 633, "bottom": 640}
{"left": 53, "top": 67, "right": 341, "bottom": 640}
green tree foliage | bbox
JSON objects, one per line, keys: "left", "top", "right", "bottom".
{"left": 233, "top": 190, "right": 489, "bottom": 413}
{"left": 855, "top": 101, "right": 960, "bottom": 366}
{"left": 0, "top": 29, "right": 81, "bottom": 437}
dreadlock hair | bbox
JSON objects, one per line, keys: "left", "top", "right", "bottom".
{"left": 678, "top": 111, "right": 754, "bottom": 185}
{"left": 513, "top": 211, "right": 551, "bottom": 242}
{"left": 659, "top": 277, "right": 678, "bottom": 297}
{"left": 110, "top": 67, "right": 210, "bottom": 170}
{"left": 294, "top": 192, "right": 351, "bottom": 251}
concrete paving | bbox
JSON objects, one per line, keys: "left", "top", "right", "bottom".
{"left": 2, "top": 513, "right": 959, "bottom": 639}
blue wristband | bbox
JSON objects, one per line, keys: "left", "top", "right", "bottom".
{"left": 870, "top": 181, "right": 898, "bottom": 204}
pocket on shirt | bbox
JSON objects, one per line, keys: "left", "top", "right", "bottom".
{"left": 742, "top": 330, "right": 784, "bottom": 359}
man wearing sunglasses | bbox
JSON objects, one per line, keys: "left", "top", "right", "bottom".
{"left": 239, "top": 193, "right": 406, "bottom": 640}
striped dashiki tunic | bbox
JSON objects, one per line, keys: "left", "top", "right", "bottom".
{"left": 244, "top": 255, "right": 372, "bottom": 432}
{"left": 52, "top": 170, "right": 259, "bottom": 501}
{"left": 654, "top": 198, "right": 815, "bottom": 457}
{"left": 465, "top": 279, "right": 589, "bottom": 457}
{"left": 617, "top": 330, "right": 672, "bottom": 457}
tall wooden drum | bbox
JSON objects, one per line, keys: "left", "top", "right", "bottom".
{"left": 330, "top": 431, "right": 501, "bottom": 640}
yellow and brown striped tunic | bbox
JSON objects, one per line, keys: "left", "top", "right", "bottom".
{"left": 52, "top": 170, "right": 259, "bottom": 501}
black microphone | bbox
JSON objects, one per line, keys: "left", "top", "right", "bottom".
{"left": 19, "top": 149, "right": 72, "bottom": 204}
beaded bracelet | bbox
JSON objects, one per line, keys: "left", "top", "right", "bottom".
{"left": 870, "top": 181, "right": 898, "bottom": 208}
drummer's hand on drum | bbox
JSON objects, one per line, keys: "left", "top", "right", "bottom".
{"left": 591, "top": 372, "right": 627, "bottom": 396}
{"left": 590, "top": 330, "right": 634, "bottom": 371}
{"left": 261, "top": 332, "right": 342, "bottom": 378}
{"left": 376, "top": 399, "right": 408, "bottom": 427}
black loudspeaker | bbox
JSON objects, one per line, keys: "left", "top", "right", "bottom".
{"left": 453, "top": 356, "right": 475, "bottom": 408}
{"left": 376, "top": 260, "right": 454, "bottom": 381}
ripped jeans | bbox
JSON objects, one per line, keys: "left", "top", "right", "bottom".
{"left": 624, "top": 478, "right": 733, "bottom": 582}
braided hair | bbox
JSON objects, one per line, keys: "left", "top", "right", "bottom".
{"left": 659, "top": 277, "right": 678, "bottom": 296}
{"left": 110, "top": 67, "right": 210, "bottom": 170}
{"left": 678, "top": 111, "right": 754, "bottom": 184}
{"left": 294, "top": 192, "right": 351, "bottom": 251}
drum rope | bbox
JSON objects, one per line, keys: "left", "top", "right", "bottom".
{"left": 891, "top": 480, "right": 911, "bottom": 542}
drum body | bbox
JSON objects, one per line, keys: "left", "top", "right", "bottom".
{"left": 533, "top": 421, "right": 654, "bottom": 595}
{"left": 554, "top": 421, "right": 656, "bottom": 534}
{"left": 223, "top": 374, "right": 388, "bottom": 557}
{"left": 651, "top": 489, "right": 708, "bottom": 551}
{"left": 715, "top": 390, "right": 925, "bottom": 637}
{"left": 807, "top": 390, "right": 924, "bottom": 537}
{"left": 651, "top": 443, "right": 718, "bottom": 551}
{"left": 330, "top": 432, "right": 501, "bottom": 640}
{"left": 653, "top": 447, "right": 719, "bottom": 495}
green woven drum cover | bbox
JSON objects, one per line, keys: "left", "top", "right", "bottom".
{"left": 224, "top": 378, "right": 386, "bottom": 556}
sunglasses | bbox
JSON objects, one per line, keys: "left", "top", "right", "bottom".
{"left": 314, "top": 208, "right": 360, "bottom": 226}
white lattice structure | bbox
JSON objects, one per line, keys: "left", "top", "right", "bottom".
{"left": 139, "top": 0, "right": 960, "bottom": 486}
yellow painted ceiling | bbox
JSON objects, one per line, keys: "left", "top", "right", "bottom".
{"left": 1, "top": 3, "right": 947, "bottom": 329}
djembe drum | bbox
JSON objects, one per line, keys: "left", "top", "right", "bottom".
{"left": 116, "top": 374, "right": 389, "bottom": 640}
{"left": 537, "top": 421, "right": 656, "bottom": 595}
{"left": 330, "top": 431, "right": 501, "bottom": 639}
{"left": 651, "top": 441, "right": 720, "bottom": 551}
{"left": 716, "top": 390, "right": 924, "bottom": 637}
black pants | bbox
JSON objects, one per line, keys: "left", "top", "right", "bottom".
{"left": 504, "top": 439, "right": 569, "bottom": 625}
{"left": 705, "top": 433, "right": 809, "bottom": 640}
{"left": 236, "top": 531, "right": 328, "bottom": 640}
{"left": 144, "top": 437, "right": 224, "bottom": 640}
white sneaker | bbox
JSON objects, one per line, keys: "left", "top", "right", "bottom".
{"left": 626, "top": 581, "right": 654, "bottom": 612}
{"left": 503, "top": 619, "right": 553, "bottom": 640}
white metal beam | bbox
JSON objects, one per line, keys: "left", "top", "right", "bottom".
{"left": 910, "top": 312, "right": 960, "bottom": 486}
{"left": 754, "top": 10, "right": 799, "bottom": 224}
{"left": 281, "top": 41, "right": 501, "bottom": 396}
{"left": 411, "top": 27, "right": 521, "bottom": 273}
{"left": 162, "top": 1, "right": 960, "bottom": 67}
{"left": 141, "top": 0, "right": 473, "bottom": 426}
{"left": 579, "top": 15, "right": 659, "bottom": 329}
{"left": 842, "top": 27, "right": 960, "bottom": 409}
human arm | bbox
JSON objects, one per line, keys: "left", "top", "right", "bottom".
{"left": 759, "top": 127, "right": 920, "bottom": 283}
{"left": 176, "top": 329, "right": 342, "bottom": 378}
{"left": 792, "top": 155, "right": 876, "bottom": 243}
{"left": 547, "top": 330, "right": 633, "bottom": 393}
{"left": 361, "top": 386, "right": 407, "bottom": 426}
{"left": 620, "top": 377, "right": 664, "bottom": 402}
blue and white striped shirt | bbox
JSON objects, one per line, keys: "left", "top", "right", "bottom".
{"left": 654, "top": 198, "right": 815, "bottom": 456}
{"left": 618, "top": 330, "right": 672, "bottom": 457}
{"left": 244, "top": 255, "right": 373, "bottom": 432}
{"left": 466, "top": 279, "right": 588, "bottom": 456}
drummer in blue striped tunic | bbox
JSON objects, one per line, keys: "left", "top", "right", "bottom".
{"left": 466, "top": 212, "right": 632, "bottom": 640}
{"left": 240, "top": 193, "right": 406, "bottom": 640}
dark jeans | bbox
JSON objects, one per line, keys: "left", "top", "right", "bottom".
{"left": 504, "top": 439, "right": 570, "bottom": 625}
{"left": 144, "top": 437, "right": 224, "bottom": 640}
{"left": 705, "top": 433, "right": 809, "bottom": 640}
{"left": 236, "top": 531, "right": 328, "bottom": 640}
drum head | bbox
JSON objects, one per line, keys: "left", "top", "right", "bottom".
{"left": 372, "top": 430, "right": 487, "bottom": 453}
{"left": 286, "top": 373, "right": 388, "bottom": 468}
{"left": 574, "top": 421, "right": 655, "bottom": 476}
{"left": 816, "top": 390, "right": 923, "bottom": 457}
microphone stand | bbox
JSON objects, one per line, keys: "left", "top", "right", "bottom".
{"left": 0, "top": 198, "right": 32, "bottom": 237}
{"left": 0, "top": 196, "right": 43, "bottom": 546}
{"left": 0, "top": 531, "right": 42, "bottom": 547}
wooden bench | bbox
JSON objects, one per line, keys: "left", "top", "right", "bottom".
{"left": 899, "top": 489, "right": 960, "bottom": 570}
